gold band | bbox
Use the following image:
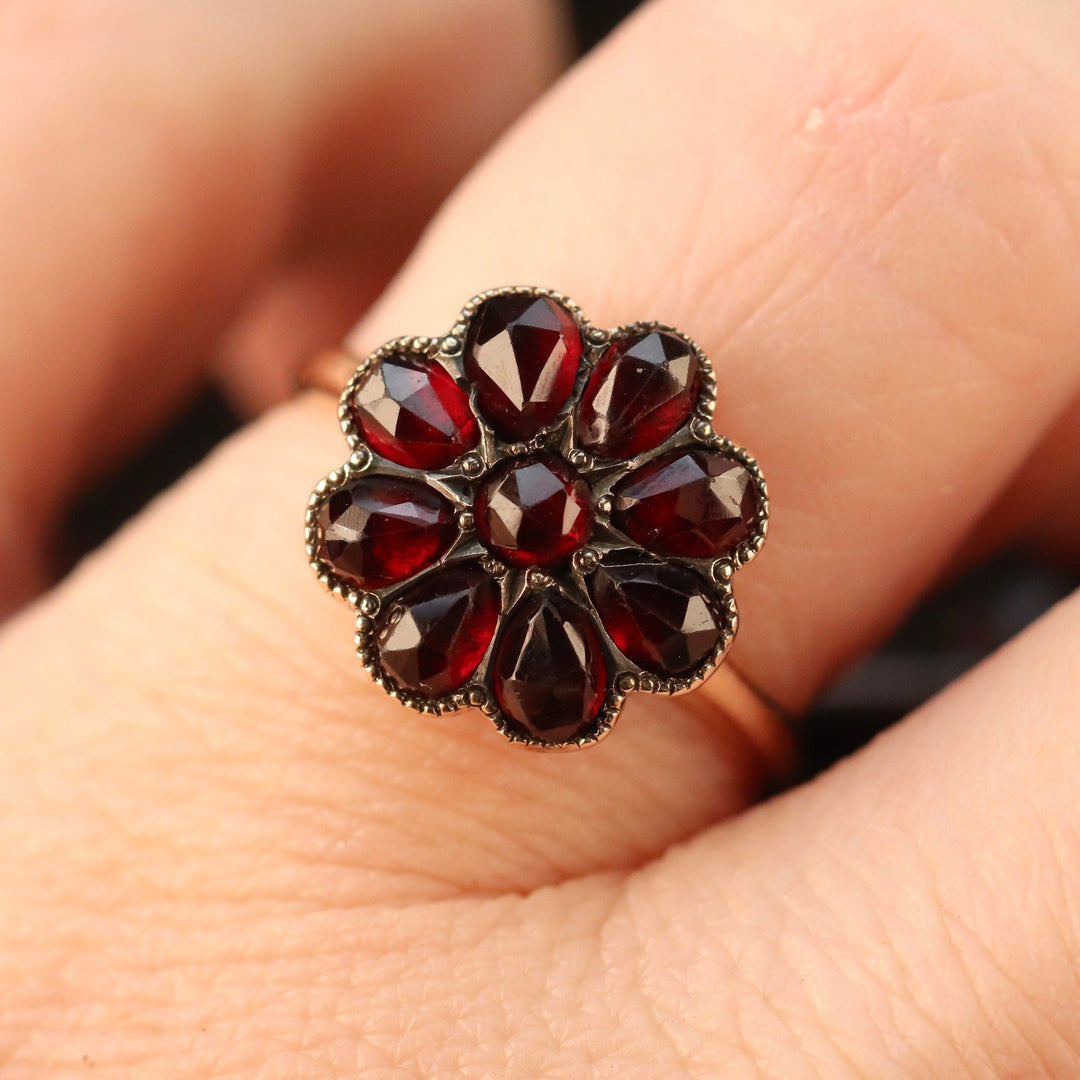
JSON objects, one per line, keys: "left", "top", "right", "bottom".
{"left": 709, "top": 661, "right": 798, "bottom": 783}
{"left": 297, "top": 348, "right": 358, "bottom": 398}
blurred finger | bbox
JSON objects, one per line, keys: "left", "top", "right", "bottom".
{"left": 0, "top": 0, "right": 566, "bottom": 612}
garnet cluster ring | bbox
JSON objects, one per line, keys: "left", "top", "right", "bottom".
{"left": 304, "top": 287, "right": 772, "bottom": 752}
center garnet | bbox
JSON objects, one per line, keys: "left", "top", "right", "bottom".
{"left": 475, "top": 453, "right": 594, "bottom": 569}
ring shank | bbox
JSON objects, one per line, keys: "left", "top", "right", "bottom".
{"left": 297, "top": 348, "right": 358, "bottom": 398}
{"left": 709, "top": 661, "right": 798, "bottom": 783}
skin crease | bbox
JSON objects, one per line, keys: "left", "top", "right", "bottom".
{"left": 1, "top": 0, "right": 1080, "bottom": 1076}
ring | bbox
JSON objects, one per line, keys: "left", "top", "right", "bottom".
{"left": 304, "top": 286, "right": 787, "bottom": 762}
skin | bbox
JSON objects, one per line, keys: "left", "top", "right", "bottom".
{"left": 1, "top": 0, "right": 1080, "bottom": 1074}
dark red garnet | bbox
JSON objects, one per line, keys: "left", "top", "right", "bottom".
{"left": 492, "top": 591, "right": 607, "bottom": 744}
{"left": 463, "top": 294, "right": 583, "bottom": 441}
{"left": 350, "top": 351, "right": 479, "bottom": 469}
{"left": 316, "top": 476, "right": 458, "bottom": 590}
{"left": 588, "top": 550, "right": 724, "bottom": 675}
{"left": 576, "top": 330, "right": 700, "bottom": 459}
{"left": 376, "top": 563, "right": 501, "bottom": 697}
{"left": 611, "top": 448, "right": 758, "bottom": 558}
{"left": 474, "top": 453, "right": 594, "bottom": 568}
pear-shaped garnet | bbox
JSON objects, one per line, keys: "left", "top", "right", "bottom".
{"left": 475, "top": 453, "right": 594, "bottom": 568}
{"left": 463, "top": 294, "right": 583, "bottom": 441}
{"left": 576, "top": 330, "right": 700, "bottom": 459}
{"left": 316, "top": 476, "right": 458, "bottom": 590}
{"left": 350, "top": 351, "right": 479, "bottom": 469}
{"left": 588, "top": 550, "right": 725, "bottom": 675}
{"left": 492, "top": 591, "right": 607, "bottom": 744}
{"left": 376, "top": 563, "right": 501, "bottom": 697}
{"left": 611, "top": 448, "right": 758, "bottom": 558}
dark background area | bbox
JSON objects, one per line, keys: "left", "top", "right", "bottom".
{"left": 58, "top": 0, "right": 1078, "bottom": 780}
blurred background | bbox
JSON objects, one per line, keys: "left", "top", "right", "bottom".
{"left": 58, "top": 0, "right": 1079, "bottom": 780}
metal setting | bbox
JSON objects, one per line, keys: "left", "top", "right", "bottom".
{"left": 305, "top": 286, "right": 769, "bottom": 750}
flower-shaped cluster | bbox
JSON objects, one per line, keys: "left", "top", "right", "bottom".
{"left": 306, "top": 287, "right": 768, "bottom": 749}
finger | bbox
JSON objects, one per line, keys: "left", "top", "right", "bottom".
{"left": 6, "top": 460, "right": 1080, "bottom": 1076}
{"left": 0, "top": 0, "right": 566, "bottom": 611}
{"left": 215, "top": 0, "right": 575, "bottom": 414}
{"left": 355, "top": 0, "right": 1080, "bottom": 716}
{"left": 215, "top": 248, "right": 392, "bottom": 414}
{"left": 0, "top": 398, "right": 774, "bottom": 900}
{"left": 584, "top": 586, "right": 1080, "bottom": 1077}
{"left": 1, "top": 0, "right": 1078, "bottom": 906}
{"left": 7, "top": 0, "right": 1080, "bottom": 1071}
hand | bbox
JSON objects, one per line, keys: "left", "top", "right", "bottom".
{"left": 3, "top": 0, "right": 1080, "bottom": 1075}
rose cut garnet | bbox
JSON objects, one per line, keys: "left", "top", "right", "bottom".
{"left": 309, "top": 287, "right": 774, "bottom": 749}
{"left": 376, "top": 563, "right": 501, "bottom": 697}
{"left": 317, "top": 475, "right": 458, "bottom": 590}
{"left": 588, "top": 550, "right": 724, "bottom": 675}
{"left": 464, "top": 294, "right": 583, "bottom": 441}
{"left": 611, "top": 448, "right": 758, "bottom": 558}
{"left": 475, "top": 453, "right": 594, "bottom": 568}
{"left": 350, "top": 351, "right": 479, "bottom": 470}
{"left": 576, "top": 330, "right": 700, "bottom": 459}
{"left": 492, "top": 590, "right": 607, "bottom": 744}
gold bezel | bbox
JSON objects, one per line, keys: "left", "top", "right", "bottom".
{"left": 305, "top": 286, "right": 768, "bottom": 750}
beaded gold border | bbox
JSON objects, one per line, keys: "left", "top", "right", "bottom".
{"left": 305, "top": 286, "right": 768, "bottom": 750}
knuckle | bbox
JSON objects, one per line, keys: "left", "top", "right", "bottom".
{"left": 791, "top": 2, "right": 1080, "bottom": 335}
